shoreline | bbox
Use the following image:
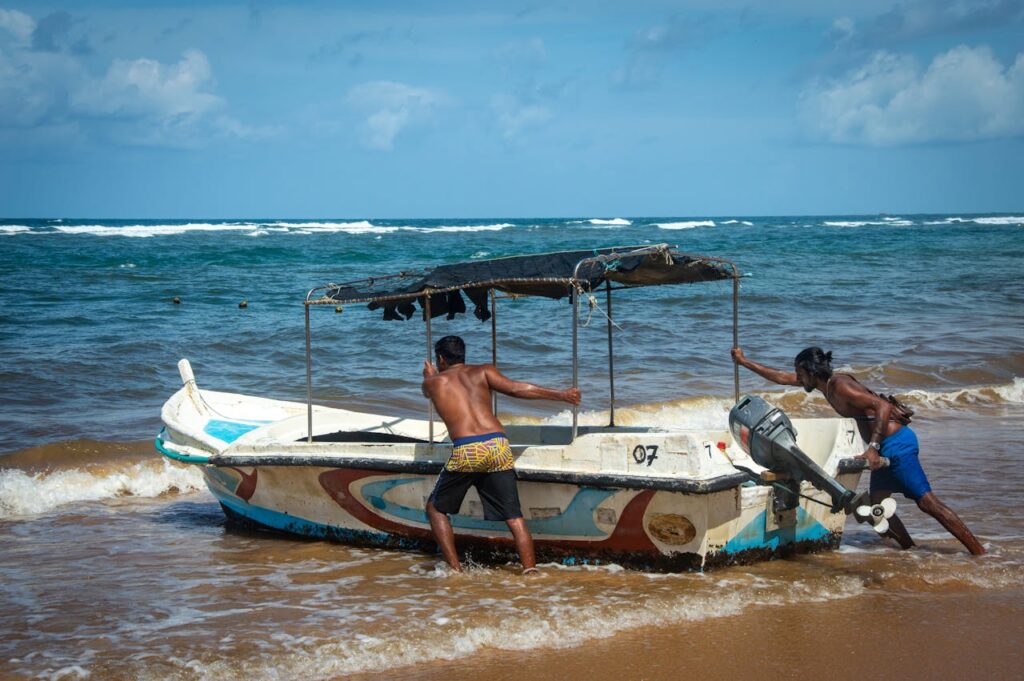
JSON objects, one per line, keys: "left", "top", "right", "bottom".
{"left": 356, "top": 587, "right": 1024, "bottom": 681}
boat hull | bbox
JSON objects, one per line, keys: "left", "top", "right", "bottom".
{"left": 201, "top": 463, "right": 857, "bottom": 571}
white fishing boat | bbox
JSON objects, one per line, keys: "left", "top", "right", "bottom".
{"left": 157, "top": 244, "right": 882, "bottom": 571}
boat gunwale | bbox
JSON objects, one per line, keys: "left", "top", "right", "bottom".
{"left": 177, "top": 452, "right": 864, "bottom": 494}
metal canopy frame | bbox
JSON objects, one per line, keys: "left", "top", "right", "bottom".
{"left": 302, "top": 244, "right": 741, "bottom": 444}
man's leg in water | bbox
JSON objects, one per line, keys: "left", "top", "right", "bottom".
{"left": 916, "top": 492, "right": 986, "bottom": 556}
{"left": 871, "top": 490, "right": 915, "bottom": 550}
{"left": 426, "top": 502, "right": 462, "bottom": 571}
{"left": 505, "top": 517, "right": 537, "bottom": 573}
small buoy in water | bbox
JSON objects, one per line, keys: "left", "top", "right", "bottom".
{"left": 335, "top": 305, "right": 343, "bottom": 314}
{"left": 239, "top": 300, "right": 248, "bottom": 309}
{"left": 172, "top": 297, "right": 181, "bottom": 304}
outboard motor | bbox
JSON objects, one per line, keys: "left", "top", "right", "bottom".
{"left": 729, "top": 395, "right": 864, "bottom": 514}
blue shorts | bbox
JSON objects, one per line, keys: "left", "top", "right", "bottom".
{"left": 869, "top": 426, "right": 932, "bottom": 501}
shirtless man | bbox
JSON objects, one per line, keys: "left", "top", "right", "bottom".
{"left": 732, "top": 346, "right": 985, "bottom": 555}
{"left": 422, "top": 335, "right": 582, "bottom": 573}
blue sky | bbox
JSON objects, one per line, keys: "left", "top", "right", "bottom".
{"left": 1, "top": 1, "right": 1022, "bottom": 218}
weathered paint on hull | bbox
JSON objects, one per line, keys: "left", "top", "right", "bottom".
{"left": 203, "top": 463, "right": 852, "bottom": 572}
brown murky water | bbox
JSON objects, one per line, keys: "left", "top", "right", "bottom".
{"left": 2, "top": 385, "right": 1022, "bottom": 680}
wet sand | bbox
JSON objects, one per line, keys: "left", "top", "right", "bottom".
{"left": 383, "top": 588, "right": 1024, "bottom": 681}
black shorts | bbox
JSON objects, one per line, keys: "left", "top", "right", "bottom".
{"left": 428, "top": 469, "right": 523, "bottom": 521}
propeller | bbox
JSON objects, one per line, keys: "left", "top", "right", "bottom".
{"left": 854, "top": 498, "right": 898, "bottom": 534}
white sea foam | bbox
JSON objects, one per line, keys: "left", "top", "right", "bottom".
{"left": 0, "top": 460, "right": 205, "bottom": 520}
{"left": 153, "top": 575, "right": 866, "bottom": 680}
{"left": 653, "top": 220, "right": 715, "bottom": 230}
{"left": 522, "top": 377, "right": 1024, "bottom": 430}
{"left": 579, "top": 218, "right": 631, "bottom": 225}
{"left": 970, "top": 216, "right": 1024, "bottom": 225}
{"left": 48, "top": 221, "right": 405, "bottom": 237}
{"left": 54, "top": 223, "right": 257, "bottom": 238}
{"left": 0, "top": 225, "right": 32, "bottom": 234}
{"left": 924, "top": 216, "right": 1024, "bottom": 226}
{"left": 900, "top": 377, "right": 1024, "bottom": 409}
{"left": 721, "top": 220, "right": 754, "bottom": 226}
{"left": 823, "top": 219, "right": 913, "bottom": 227}
{"left": 263, "top": 221, "right": 396, "bottom": 234}
{"left": 403, "top": 223, "right": 513, "bottom": 233}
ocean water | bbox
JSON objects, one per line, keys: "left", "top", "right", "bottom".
{"left": 1, "top": 214, "right": 1023, "bottom": 679}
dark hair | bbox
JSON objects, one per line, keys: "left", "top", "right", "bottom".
{"left": 435, "top": 335, "right": 465, "bottom": 365}
{"left": 794, "top": 346, "right": 833, "bottom": 380}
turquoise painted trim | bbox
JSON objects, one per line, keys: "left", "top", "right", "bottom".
{"left": 154, "top": 429, "right": 210, "bottom": 464}
{"left": 721, "top": 507, "right": 831, "bottom": 554}
{"left": 204, "top": 419, "right": 264, "bottom": 443}
{"left": 360, "top": 477, "right": 617, "bottom": 536}
{"left": 205, "top": 466, "right": 241, "bottom": 493}
{"left": 209, "top": 485, "right": 401, "bottom": 547}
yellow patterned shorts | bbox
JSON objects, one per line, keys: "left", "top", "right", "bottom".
{"left": 445, "top": 432, "right": 514, "bottom": 472}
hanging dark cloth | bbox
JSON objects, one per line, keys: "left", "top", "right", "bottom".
{"left": 464, "top": 287, "right": 491, "bottom": 322}
{"left": 367, "top": 300, "right": 416, "bottom": 321}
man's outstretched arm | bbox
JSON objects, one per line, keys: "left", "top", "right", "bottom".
{"left": 484, "top": 365, "right": 581, "bottom": 404}
{"left": 731, "top": 347, "right": 801, "bottom": 386}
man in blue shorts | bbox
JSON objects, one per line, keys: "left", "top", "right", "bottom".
{"left": 422, "top": 335, "right": 582, "bottom": 572}
{"left": 732, "top": 346, "right": 985, "bottom": 555}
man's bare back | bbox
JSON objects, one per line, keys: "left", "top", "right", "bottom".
{"left": 422, "top": 361, "right": 580, "bottom": 440}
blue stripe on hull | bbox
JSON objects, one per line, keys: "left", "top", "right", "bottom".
{"left": 720, "top": 507, "right": 832, "bottom": 555}
{"left": 208, "top": 487, "right": 408, "bottom": 549}
{"left": 360, "top": 477, "right": 617, "bottom": 536}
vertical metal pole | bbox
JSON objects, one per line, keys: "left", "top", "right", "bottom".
{"left": 732, "top": 273, "right": 740, "bottom": 402}
{"left": 304, "top": 302, "right": 313, "bottom": 443}
{"left": 606, "top": 280, "right": 615, "bottom": 427}
{"left": 490, "top": 289, "right": 498, "bottom": 415}
{"left": 425, "top": 294, "right": 434, "bottom": 445}
{"left": 571, "top": 286, "right": 579, "bottom": 440}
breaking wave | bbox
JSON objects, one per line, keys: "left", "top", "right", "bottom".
{"left": 0, "top": 441, "right": 205, "bottom": 520}
{"left": 721, "top": 220, "right": 754, "bottom": 226}
{"left": 0, "top": 225, "right": 31, "bottom": 235}
{"left": 823, "top": 219, "right": 913, "bottom": 227}
{"left": 923, "top": 216, "right": 1024, "bottom": 226}
{"left": 37, "top": 221, "right": 516, "bottom": 237}
{"left": 55, "top": 223, "right": 259, "bottom": 238}
{"left": 407, "top": 223, "right": 513, "bottom": 233}
{"left": 151, "top": 574, "right": 868, "bottom": 680}
{"left": 522, "top": 377, "right": 1024, "bottom": 429}
{"left": 653, "top": 220, "right": 715, "bottom": 230}
{"left": 568, "top": 218, "right": 632, "bottom": 226}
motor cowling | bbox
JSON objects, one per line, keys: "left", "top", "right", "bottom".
{"left": 729, "top": 395, "right": 862, "bottom": 514}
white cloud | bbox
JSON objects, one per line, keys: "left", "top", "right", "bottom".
{"left": 73, "top": 49, "right": 223, "bottom": 127}
{"left": 827, "top": 1, "right": 1024, "bottom": 48}
{"left": 0, "top": 8, "right": 34, "bottom": 43}
{"left": 491, "top": 93, "right": 551, "bottom": 140}
{"left": 800, "top": 44, "right": 1024, "bottom": 145}
{"left": 611, "top": 16, "right": 708, "bottom": 90}
{"left": 345, "top": 80, "right": 445, "bottom": 150}
{"left": 0, "top": 9, "right": 268, "bottom": 147}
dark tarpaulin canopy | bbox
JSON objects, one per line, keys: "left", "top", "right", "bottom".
{"left": 309, "top": 244, "right": 736, "bottom": 322}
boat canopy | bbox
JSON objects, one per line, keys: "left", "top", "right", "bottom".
{"left": 301, "top": 243, "right": 742, "bottom": 442}
{"left": 308, "top": 244, "right": 737, "bottom": 322}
